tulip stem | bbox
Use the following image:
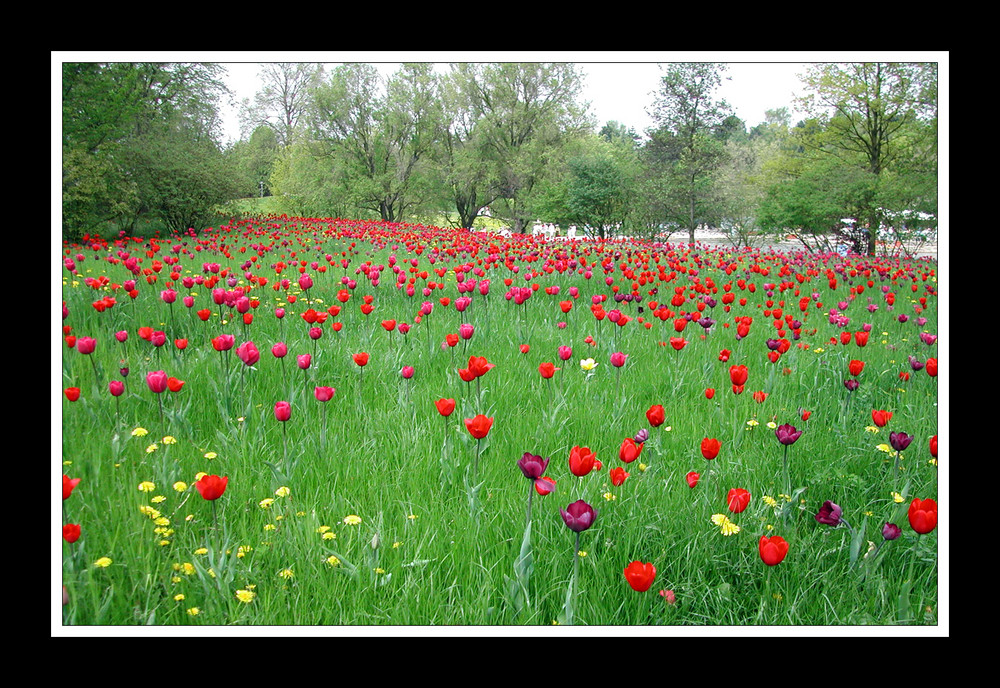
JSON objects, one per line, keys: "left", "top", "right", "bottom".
{"left": 526, "top": 482, "right": 534, "bottom": 529}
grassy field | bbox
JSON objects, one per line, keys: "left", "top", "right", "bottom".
{"left": 56, "top": 215, "right": 943, "bottom": 633}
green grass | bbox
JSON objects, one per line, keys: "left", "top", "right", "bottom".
{"left": 58, "top": 217, "right": 941, "bottom": 629}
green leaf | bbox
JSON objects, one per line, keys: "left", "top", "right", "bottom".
{"left": 849, "top": 515, "right": 867, "bottom": 566}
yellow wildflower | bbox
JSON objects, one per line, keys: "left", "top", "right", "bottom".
{"left": 392, "top": 542, "right": 402, "bottom": 549}
{"left": 278, "top": 568, "right": 294, "bottom": 579}
{"left": 317, "top": 525, "right": 331, "bottom": 533}
{"left": 602, "top": 492, "right": 616, "bottom": 501}
{"left": 173, "top": 481, "right": 188, "bottom": 492}
{"left": 138, "top": 481, "right": 156, "bottom": 493}
{"left": 326, "top": 555, "right": 341, "bottom": 567}
{"left": 407, "top": 514, "right": 418, "bottom": 520}
{"left": 275, "top": 486, "right": 290, "bottom": 498}
{"left": 132, "top": 427, "right": 148, "bottom": 437}
{"left": 187, "top": 607, "right": 200, "bottom": 616}
{"left": 174, "top": 594, "right": 185, "bottom": 602}
{"left": 204, "top": 452, "right": 217, "bottom": 460}
{"left": 259, "top": 498, "right": 275, "bottom": 509}
{"left": 766, "top": 422, "right": 777, "bottom": 430}
{"left": 145, "top": 444, "right": 159, "bottom": 453}
{"left": 746, "top": 419, "right": 759, "bottom": 428}
{"left": 322, "top": 532, "right": 336, "bottom": 541}
{"left": 194, "top": 547, "right": 208, "bottom": 555}
{"left": 891, "top": 491, "right": 905, "bottom": 503}
{"left": 580, "top": 358, "right": 598, "bottom": 371}
{"left": 154, "top": 517, "right": 170, "bottom": 526}
{"left": 264, "top": 523, "right": 276, "bottom": 531}
{"left": 865, "top": 426, "right": 880, "bottom": 433}
{"left": 194, "top": 472, "right": 208, "bottom": 481}
{"left": 711, "top": 514, "right": 740, "bottom": 536}
{"left": 94, "top": 557, "right": 112, "bottom": 568}
{"left": 162, "top": 436, "right": 177, "bottom": 445}
{"left": 578, "top": 550, "right": 587, "bottom": 557}
{"left": 159, "top": 540, "right": 171, "bottom": 547}
{"left": 374, "top": 567, "right": 386, "bottom": 574}
{"left": 235, "top": 589, "right": 255, "bottom": 604}
{"left": 343, "top": 514, "right": 362, "bottom": 526}
{"left": 151, "top": 495, "right": 166, "bottom": 504}
{"left": 182, "top": 562, "right": 195, "bottom": 576}
{"left": 763, "top": 495, "right": 778, "bottom": 508}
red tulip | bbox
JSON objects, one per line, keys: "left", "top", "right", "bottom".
{"left": 619, "top": 437, "right": 643, "bottom": 464}
{"left": 63, "top": 524, "right": 82, "bottom": 544}
{"left": 167, "top": 377, "right": 185, "bottom": 392}
{"left": 701, "top": 437, "right": 721, "bottom": 460}
{"left": 729, "top": 364, "right": 748, "bottom": 386}
{"left": 274, "top": 401, "right": 291, "bottom": 422}
{"left": 353, "top": 352, "right": 370, "bottom": 367}
{"left": 705, "top": 388, "right": 715, "bottom": 399}
{"left": 445, "top": 334, "right": 459, "bottom": 348}
{"left": 467, "top": 356, "right": 495, "bottom": 378}
{"left": 63, "top": 475, "right": 81, "bottom": 500}
{"left": 727, "top": 488, "right": 751, "bottom": 513}
{"left": 871, "top": 409, "right": 893, "bottom": 427}
{"left": 64, "top": 387, "right": 81, "bottom": 402}
{"left": 926, "top": 357, "right": 937, "bottom": 377}
{"left": 520, "top": 344, "right": 530, "bottom": 354}
{"left": 848, "top": 359, "right": 865, "bottom": 376}
{"left": 458, "top": 367, "right": 476, "bottom": 382}
{"left": 669, "top": 337, "right": 687, "bottom": 351}
{"left": 435, "top": 398, "right": 456, "bottom": 417}
{"left": 854, "top": 331, "right": 869, "bottom": 347}
{"left": 908, "top": 498, "right": 938, "bottom": 534}
{"left": 719, "top": 349, "right": 731, "bottom": 362}
{"left": 569, "top": 445, "right": 597, "bottom": 476}
{"left": 609, "top": 466, "right": 629, "bottom": 486}
{"left": 623, "top": 560, "right": 657, "bottom": 592}
{"left": 534, "top": 476, "right": 556, "bottom": 495}
{"left": 929, "top": 434, "right": 937, "bottom": 458}
{"left": 538, "top": 362, "right": 559, "bottom": 379}
{"left": 752, "top": 390, "right": 768, "bottom": 403}
{"left": 759, "top": 535, "right": 790, "bottom": 566}
{"left": 646, "top": 404, "right": 665, "bottom": 428}
{"left": 195, "top": 474, "right": 229, "bottom": 501}
{"left": 685, "top": 471, "right": 700, "bottom": 488}
{"left": 464, "top": 414, "right": 494, "bottom": 439}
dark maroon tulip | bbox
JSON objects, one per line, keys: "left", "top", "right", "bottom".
{"left": 774, "top": 423, "right": 802, "bottom": 446}
{"left": 517, "top": 452, "right": 549, "bottom": 480}
{"left": 815, "top": 500, "right": 843, "bottom": 526}
{"left": 633, "top": 428, "right": 649, "bottom": 444}
{"left": 882, "top": 522, "right": 902, "bottom": 540}
{"left": 844, "top": 379, "right": 859, "bottom": 392}
{"left": 560, "top": 500, "right": 597, "bottom": 532}
{"left": 889, "top": 432, "right": 913, "bottom": 452}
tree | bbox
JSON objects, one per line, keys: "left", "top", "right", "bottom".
{"left": 239, "top": 63, "right": 323, "bottom": 147}
{"left": 648, "top": 63, "right": 733, "bottom": 243}
{"left": 227, "top": 125, "right": 280, "bottom": 198}
{"left": 450, "top": 63, "right": 590, "bottom": 233}
{"left": 797, "top": 62, "right": 938, "bottom": 254}
{"left": 535, "top": 132, "right": 638, "bottom": 238}
{"left": 310, "top": 63, "right": 443, "bottom": 222}
{"left": 61, "top": 61, "right": 231, "bottom": 238}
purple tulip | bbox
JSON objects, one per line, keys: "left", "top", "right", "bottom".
{"left": 517, "top": 452, "right": 549, "bottom": 480}
{"left": 889, "top": 432, "right": 913, "bottom": 452}
{"left": 774, "top": 423, "right": 803, "bottom": 446}
{"left": 882, "top": 523, "right": 902, "bottom": 540}
{"left": 815, "top": 500, "right": 843, "bottom": 526}
{"left": 560, "top": 500, "right": 597, "bottom": 532}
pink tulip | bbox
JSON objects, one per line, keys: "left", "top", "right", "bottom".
{"left": 236, "top": 341, "right": 260, "bottom": 366}
{"left": 146, "top": 370, "right": 168, "bottom": 394}
{"left": 274, "top": 401, "right": 291, "bottom": 422}
{"left": 610, "top": 352, "right": 628, "bottom": 368}
{"left": 314, "top": 386, "right": 335, "bottom": 402}
{"left": 271, "top": 342, "right": 287, "bottom": 358}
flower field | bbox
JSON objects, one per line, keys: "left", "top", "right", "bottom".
{"left": 57, "top": 217, "right": 942, "bottom": 630}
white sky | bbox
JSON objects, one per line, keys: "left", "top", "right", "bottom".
{"left": 53, "top": 51, "right": 946, "bottom": 145}
{"left": 217, "top": 57, "right": 811, "bottom": 144}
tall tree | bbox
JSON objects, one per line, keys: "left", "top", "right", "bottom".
{"left": 648, "top": 63, "right": 733, "bottom": 243}
{"left": 62, "top": 62, "right": 231, "bottom": 238}
{"left": 451, "top": 63, "right": 590, "bottom": 233}
{"left": 310, "top": 63, "right": 442, "bottom": 222}
{"left": 239, "top": 63, "right": 323, "bottom": 147}
{"left": 797, "top": 62, "right": 938, "bottom": 254}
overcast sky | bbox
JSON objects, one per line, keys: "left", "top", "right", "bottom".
{"left": 218, "top": 57, "right": 811, "bottom": 144}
